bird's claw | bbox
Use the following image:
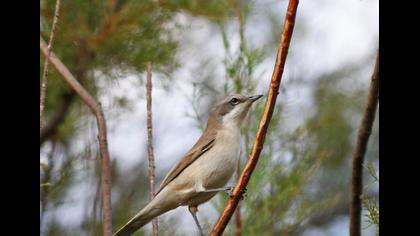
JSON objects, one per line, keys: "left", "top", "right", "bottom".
{"left": 240, "top": 187, "right": 247, "bottom": 200}
{"left": 227, "top": 187, "right": 234, "bottom": 197}
{"left": 228, "top": 187, "right": 247, "bottom": 200}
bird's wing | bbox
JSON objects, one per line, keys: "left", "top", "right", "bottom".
{"left": 155, "top": 129, "right": 217, "bottom": 195}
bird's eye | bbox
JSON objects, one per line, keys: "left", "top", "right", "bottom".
{"left": 230, "top": 98, "right": 239, "bottom": 105}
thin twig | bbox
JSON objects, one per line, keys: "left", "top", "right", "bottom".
{"left": 210, "top": 0, "right": 300, "bottom": 235}
{"left": 40, "top": 0, "right": 61, "bottom": 131}
{"left": 146, "top": 62, "right": 159, "bottom": 236}
{"left": 40, "top": 0, "right": 126, "bottom": 144}
{"left": 349, "top": 49, "right": 379, "bottom": 236}
{"left": 40, "top": 37, "right": 113, "bottom": 236}
{"left": 92, "top": 156, "right": 103, "bottom": 234}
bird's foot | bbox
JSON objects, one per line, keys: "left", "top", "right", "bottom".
{"left": 228, "top": 187, "right": 247, "bottom": 200}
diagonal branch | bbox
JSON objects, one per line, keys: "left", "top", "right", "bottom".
{"left": 146, "top": 62, "right": 159, "bottom": 236}
{"left": 40, "top": 37, "right": 113, "bottom": 236}
{"left": 210, "top": 0, "right": 300, "bottom": 235}
{"left": 349, "top": 49, "right": 379, "bottom": 236}
{"left": 40, "top": 0, "right": 62, "bottom": 130}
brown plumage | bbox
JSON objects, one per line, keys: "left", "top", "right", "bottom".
{"left": 113, "top": 94, "right": 262, "bottom": 236}
{"left": 155, "top": 127, "right": 217, "bottom": 196}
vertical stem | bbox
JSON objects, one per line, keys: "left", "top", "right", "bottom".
{"left": 40, "top": 38, "right": 112, "bottom": 236}
{"left": 349, "top": 49, "right": 379, "bottom": 236}
{"left": 92, "top": 156, "right": 102, "bottom": 234}
{"left": 96, "top": 107, "right": 113, "bottom": 236}
{"left": 40, "top": 0, "right": 61, "bottom": 130}
{"left": 146, "top": 62, "right": 159, "bottom": 236}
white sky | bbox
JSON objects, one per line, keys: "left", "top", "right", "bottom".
{"left": 42, "top": 0, "right": 379, "bottom": 235}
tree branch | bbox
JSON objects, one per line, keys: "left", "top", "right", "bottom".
{"left": 40, "top": 37, "right": 113, "bottom": 236}
{"left": 210, "top": 0, "right": 300, "bottom": 235}
{"left": 40, "top": 0, "right": 62, "bottom": 130}
{"left": 349, "top": 49, "right": 379, "bottom": 236}
{"left": 146, "top": 62, "right": 159, "bottom": 236}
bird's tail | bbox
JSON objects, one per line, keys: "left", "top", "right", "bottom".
{"left": 113, "top": 193, "right": 170, "bottom": 236}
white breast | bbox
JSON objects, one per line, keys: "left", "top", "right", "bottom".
{"left": 166, "top": 125, "right": 242, "bottom": 206}
{"left": 215, "top": 125, "right": 241, "bottom": 165}
{"left": 191, "top": 125, "right": 241, "bottom": 189}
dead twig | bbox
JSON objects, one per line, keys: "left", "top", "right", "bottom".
{"left": 40, "top": 0, "right": 127, "bottom": 144}
{"left": 349, "top": 49, "right": 379, "bottom": 236}
{"left": 40, "top": 37, "right": 113, "bottom": 236}
{"left": 40, "top": 0, "right": 61, "bottom": 131}
{"left": 146, "top": 62, "right": 159, "bottom": 235}
{"left": 210, "top": 0, "right": 300, "bottom": 235}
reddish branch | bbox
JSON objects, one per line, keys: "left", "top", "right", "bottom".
{"left": 40, "top": 37, "right": 113, "bottom": 236}
{"left": 210, "top": 0, "right": 300, "bottom": 235}
{"left": 146, "top": 62, "right": 159, "bottom": 236}
{"left": 349, "top": 49, "right": 379, "bottom": 236}
{"left": 40, "top": 0, "right": 62, "bottom": 130}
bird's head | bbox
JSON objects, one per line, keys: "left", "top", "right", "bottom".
{"left": 209, "top": 94, "right": 263, "bottom": 128}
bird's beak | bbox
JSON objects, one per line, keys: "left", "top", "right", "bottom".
{"left": 249, "top": 95, "right": 264, "bottom": 102}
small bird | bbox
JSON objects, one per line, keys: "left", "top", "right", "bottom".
{"left": 113, "top": 94, "right": 263, "bottom": 236}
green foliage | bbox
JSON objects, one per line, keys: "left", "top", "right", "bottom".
{"left": 40, "top": 1, "right": 378, "bottom": 235}
{"left": 218, "top": 10, "right": 265, "bottom": 95}
{"left": 365, "top": 163, "right": 379, "bottom": 183}
{"left": 192, "top": 2, "right": 334, "bottom": 234}
{"left": 190, "top": 3, "right": 379, "bottom": 234}
{"left": 40, "top": 0, "right": 237, "bottom": 144}
{"left": 42, "top": 0, "right": 175, "bottom": 72}
{"left": 40, "top": 2, "right": 239, "bottom": 234}
{"left": 362, "top": 196, "right": 379, "bottom": 229}
{"left": 163, "top": 0, "right": 235, "bottom": 21}
{"left": 308, "top": 78, "right": 354, "bottom": 168}
{"left": 362, "top": 164, "right": 379, "bottom": 235}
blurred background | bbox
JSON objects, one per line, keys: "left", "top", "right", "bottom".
{"left": 40, "top": 0, "right": 379, "bottom": 235}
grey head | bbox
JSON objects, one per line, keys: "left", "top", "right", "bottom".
{"left": 207, "top": 94, "right": 263, "bottom": 128}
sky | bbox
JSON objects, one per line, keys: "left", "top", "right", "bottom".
{"left": 41, "top": 0, "right": 379, "bottom": 235}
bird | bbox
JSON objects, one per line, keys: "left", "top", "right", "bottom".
{"left": 113, "top": 94, "right": 263, "bottom": 236}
